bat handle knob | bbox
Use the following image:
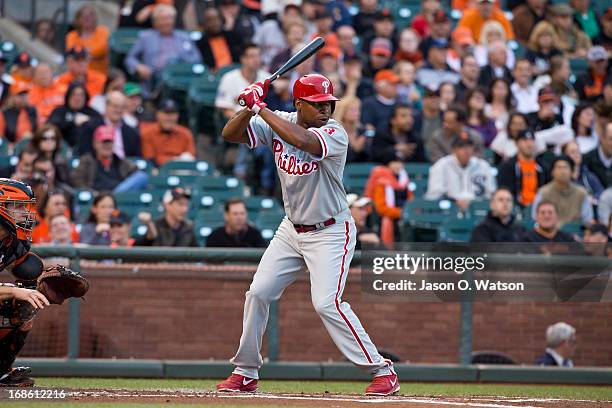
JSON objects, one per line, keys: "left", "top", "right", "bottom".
{"left": 238, "top": 97, "right": 246, "bottom": 107}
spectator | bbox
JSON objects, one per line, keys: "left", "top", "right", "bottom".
{"left": 426, "top": 132, "right": 495, "bottom": 210}
{"left": 486, "top": 78, "right": 514, "bottom": 131}
{"left": 90, "top": 68, "right": 127, "bottom": 115}
{"left": 254, "top": 4, "right": 304, "bottom": 71}
{"left": 571, "top": 0, "right": 600, "bottom": 40}
{"left": 48, "top": 214, "right": 75, "bottom": 246}
{"left": 527, "top": 88, "right": 572, "bottom": 152}
{"left": 583, "top": 223, "right": 609, "bottom": 243}
{"left": 455, "top": 54, "right": 481, "bottom": 101}
{"left": 597, "top": 186, "right": 612, "bottom": 224}
{"left": 77, "top": 90, "right": 141, "bottom": 158}
{"left": 65, "top": 4, "right": 110, "bottom": 74}
{"left": 491, "top": 112, "right": 531, "bottom": 160}
{"left": 362, "top": 8, "right": 397, "bottom": 55}
{"left": 71, "top": 125, "right": 148, "bottom": 193}
{"left": 575, "top": 46, "right": 611, "bottom": 102}
{"left": 419, "top": 87, "right": 442, "bottom": 147}
{"left": 473, "top": 21, "right": 515, "bottom": 69}
{"left": 593, "top": 99, "right": 612, "bottom": 142}
{"left": 135, "top": 187, "right": 198, "bottom": 247}
{"left": 215, "top": 43, "right": 269, "bottom": 120}
{"left": 31, "top": 190, "right": 79, "bottom": 244}
{"left": 457, "top": 0, "right": 515, "bottom": 42}
{"left": 439, "top": 81, "right": 457, "bottom": 111}
{"left": 352, "top": 0, "right": 378, "bottom": 40}
{"left": 363, "top": 37, "right": 394, "bottom": 79}
{"left": 524, "top": 200, "right": 576, "bottom": 242}
{"left": 125, "top": 4, "right": 202, "bottom": 97}
{"left": 593, "top": 7, "right": 612, "bottom": 52}
{"left": 511, "top": 58, "right": 539, "bottom": 114}
{"left": 57, "top": 46, "right": 106, "bottom": 98}
{"left": 27, "top": 64, "right": 66, "bottom": 126}
{"left": 512, "top": 0, "right": 548, "bottom": 45}
{"left": 141, "top": 98, "right": 196, "bottom": 166}
{"left": 206, "top": 198, "right": 266, "bottom": 248}
{"left": 0, "top": 51, "right": 10, "bottom": 106}
{"left": 0, "top": 146, "right": 37, "bottom": 179}
{"left": 478, "top": 40, "right": 513, "bottom": 89}
{"left": 544, "top": 56, "right": 579, "bottom": 116}
{"left": 32, "top": 155, "right": 74, "bottom": 202}
{"left": 583, "top": 121, "right": 612, "bottom": 188}
{"left": 497, "top": 129, "right": 549, "bottom": 207}
{"left": 562, "top": 140, "right": 604, "bottom": 201}
{"left": 571, "top": 103, "right": 598, "bottom": 154}
{"left": 216, "top": 0, "right": 257, "bottom": 41}
{"left": 123, "top": 82, "right": 145, "bottom": 128}
{"left": 548, "top": 3, "right": 592, "bottom": 59}
{"left": 428, "top": 105, "right": 484, "bottom": 163}
{"left": 416, "top": 39, "right": 460, "bottom": 90}
{"left": 80, "top": 192, "right": 116, "bottom": 246}
{"left": 448, "top": 27, "right": 475, "bottom": 72}
{"left": 364, "top": 151, "right": 412, "bottom": 245}
{"left": 332, "top": 96, "right": 371, "bottom": 162}
{"left": 394, "top": 61, "right": 421, "bottom": 107}
{"left": 394, "top": 28, "right": 423, "bottom": 66}
{"left": 9, "top": 52, "right": 34, "bottom": 93}
{"left": 470, "top": 188, "right": 526, "bottom": 242}
{"left": 411, "top": 0, "right": 441, "bottom": 38}
{"left": 109, "top": 210, "right": 134, "bottom": 247}
{"left": 419, "top": 9, "right": 452, "bottom": 58}
{"left": 0, "top": 83, "right": 37, "bottom": 144}
{"left": 270, "top": 21, "right": 308, "bottom": 75}
{"left": 337, "top": 25, "right": 358, "bottom": 60}
{"left": 29, "top": 124, "right": 71, "bottom": 184}
{"left": 347, "top": 193, "right": 381, "bottom": 250}
{"left": 361, "top": 69, "right": 398, "bottom": 133}
{"left": 34, "top": 18, "right": 56, "bottom": 48}
{"left": 535, "top": 322, "right": 576, "bottom": 366}
{"left": 317, "top": 46, "right": 342, "bottom": 79}
{"left": 526, "top": 21, "right": 563, "bottom": 76}
{"left": 373, "top": 103, "right": 425, "bottom": 163}
{"left": 465, "top": 87, "right": 497, "bottom": 147}
{"left": 48, "top": 82, "right": 102, "bottom": 148}
{"left": 532, "top": 156, "right": 593, "bottom": 225}
{"left": 196, "top": 7, "right": 242, "bottom": 72}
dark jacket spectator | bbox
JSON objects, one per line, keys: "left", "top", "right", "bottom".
{"left": 574, "top": 46, "right": 612, "bottom": 102}
{"left": 206, "top": 199, "right": 266, "bottom": 248}
{"left": 0, "top": 86, "right": 37, "bottom": 143}
{"left": 196, "top": 8, "right": 242, "bottom": 71}
{"left": 523, "top": 200, "right": 576, "bottom": 243}
{"left": 361, "top": 69, "right": 399, "bottom": 133}
{"left": 512, "top": 0, "right": 547, "bottom": 45}
{"left": 372, "top": 103, "right": 426, "bottom": 163}
{"left": 583, "top": 122, "right": 612, "bottom": 187}
{"left": 534, "top": 322, "right": 576, "bottom": 367}
{"left": 470, "top": 189, "right": 526, "bottom": 242}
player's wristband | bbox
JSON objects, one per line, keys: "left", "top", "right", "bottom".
{"left": 251, "top": 101, "right": 267, "bottom": 115}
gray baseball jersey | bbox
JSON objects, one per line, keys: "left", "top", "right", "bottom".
{"left": 246, "top": 111, "right": 349, "bottom": 225}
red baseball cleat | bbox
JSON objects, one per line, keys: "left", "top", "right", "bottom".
{"left": 365, "top": 366, "right": 400, "bottom": 396}
{"left": 216, "top": 373, "right": 258, "bottom": 392}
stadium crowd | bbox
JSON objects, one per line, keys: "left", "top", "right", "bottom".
{"left": 0, "top": 0, "right": 610, "bottom": 248}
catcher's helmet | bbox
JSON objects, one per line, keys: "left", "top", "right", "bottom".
{"left": 0, "top": 178, "right": 37, "bottom": 241}
{"left": 293, "top": 74, "right": 339, "bottom": 103}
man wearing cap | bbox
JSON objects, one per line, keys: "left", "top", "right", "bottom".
{"left": 347, "top": 194, "right": 380, "bottom": 250}
{"left": 419, "top": 9, "right": 452, "bottom": 58}
{"left": 425, "top": 132, "right": 495, "bottom": 210}
{"left": 497, "top": 130, "right": 549, "bottom": 207}
{"left": 411, "top": 0, "right": 442, "bottom": 38}
{"left": 76, "top": 90, "right": 142, "bottom": 158}
{"left": 206, "top": 198, "right": 266, "bottom": 248}
{"left": 135, "top": 187, "right": 198, "bottom": 247}
{"left": 57, "top": 46, "right": 105, "bottom": 98}
{"left": 416, "top": 38, "right": 460, "bottom": 91}
{"left": 123, "top": 82, "right": 144, "bottom": 128}
{"left": 71, "top": 125, "right": 148, "bottom": 193}
{"left": 361, "top": 69, "right": 399, "bottom": 134}
{"left": 427, "top": 104, "right": 483, "bottom": 163}
{"left": 9, "top": 52, "right": 34, "bottom": 94}
{"left": 448, "top": 27, "right": 476, "bottom": 72}
{"left": 27, "top": 63, "right": 66, "bottom": 125}
{"left": 470, "top": 188, "right": 526, "bottom": 242}
{"left": 196, "top": 7, "right": 242, "bottom": 71}
{"left": 512, "top": 0, "right": 548, "bottom": 45}
{"left": 363, "top": 37, "right": 394, "bottom": 79}
{"left": 140, "top": 98, "right": 196, "bottom": 166}
{"left": 109, "top": 210, "right": 134, "bottom": 247}
{"left": 526, "top": 87, "right": 565, "bottom": 132}
{"left": 352, "top": 0, "right": 378, "bottom": 40}
{"left": 362, "top": 9, "right": 397, "bottom": 57}
{"left": 575, "top": 46, "right": 611, "bottom": 102}
{"left": 0, "top": 83, "right": 37, "bottom": 144}
{"left": 457, "top": 0, "right": 514, "bottom": 43}
{"left": 532, "top": 156, "right": 593, "bottom": 225}
{"left": 548, "top": 3, "right": 591, "bottom": 59}
{"left": 125, "top": 4, "right": 202, "bottom": 97}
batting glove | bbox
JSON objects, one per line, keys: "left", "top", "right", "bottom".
{"left": 238, "top": 88, "right": 267, "bottom": 114}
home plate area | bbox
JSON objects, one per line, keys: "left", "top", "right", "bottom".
{"left": 66, "top": 389, "right": 609, "bottom": 408}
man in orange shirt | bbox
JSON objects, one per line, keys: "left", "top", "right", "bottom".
{"left": 28, "top": 63, "right": 67, "bottom": 125}
{"left": 9, "top": 52, "right": 34, "bottom": 94}
{"left": 140, "top": 98, "right": 196, "bottom": 166}
{"left": 57, "top": 46, "right": 106, "bottom": 98}
{"left": 458, "top": 0, "right": 514, "bottom": 42}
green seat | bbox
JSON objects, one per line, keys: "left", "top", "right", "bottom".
{"left": 109, "top": 28, "right": 142, "bottom": 68}
{"left": 0, "top": 155, "right": 16, "bottom": 168}
{"left": 408, "top": 179, "right": 428, "bottom": 197}
{"left": 161, "top": 62, "right": 210, "bottom": 124}
{"left": 569, "top": 58, "right": 588, "bottom": 78}
{"left": 191, "top": 192, "right": 223, "bottom": 212}
{"left": 195, "top": 175, "right": 244, "bottom": 196}
{"left": 159, "top": 160, "right": 214, "bottom": 176}
{"left": 561, "top": 222, "right": 583, "bottom": 237}
{"left": 438, "top": 219, "right": 476, "bottom": 242}
{"left": 343, "top": 162, "right": 376, "bottom": 194}
{"left": 195, "top": 209, "right": 226, "bottom": 245}
{"left": 187, "top": 73, "right": 220, "bottom": 136}
{"left": 469, "top": 200, "right": 490, "bottom": 220}
{"left": 148, "top": 173, "right": 200, "bottom": 189}
{"left": 127, "top": 157, "right": 153, "bottom": 174}
{"left": 115, "top": 191, "right": 157, "bottom": 218}
{"left": 256, "top": 211, "right": 284, "bottom": 241}
{"left": 0, "top": 138, "right": 8, "bottom": 155}
{"left": 1, "top": 42, "right": 19, "bottom": 71}
{"left": 405, "top": 163, "right": 431, "bottom": 183}
{"left": 403, "top": 198, "right": 459, "bottom": 241}
{"left": 243, "top": 196, "right": 283, "bottom": 213}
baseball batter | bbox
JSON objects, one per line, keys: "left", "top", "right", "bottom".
{"left": 216, "top": 74, "right": 400, "bottom": 396}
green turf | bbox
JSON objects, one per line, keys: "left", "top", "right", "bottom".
{"left": 33, "top": 378, "right": 612, "bottom": 401}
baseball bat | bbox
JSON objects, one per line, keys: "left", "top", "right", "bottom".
{"left": 239, "top": 36, "right": 326, "bottom": 106}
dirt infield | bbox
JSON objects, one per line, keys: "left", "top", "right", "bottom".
{"left": 60, "top": 389, "right": 612, "bottom": 407}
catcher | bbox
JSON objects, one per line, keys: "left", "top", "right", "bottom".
{"left": 0, "top": 178, "right": 88, "bottom": 387}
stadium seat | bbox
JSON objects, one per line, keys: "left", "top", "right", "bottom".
{"left": 109, "top": 28, "right": 141, "bottom": 68}
{"left": 408, "top": 179, "right": 428, "bottom": 196}
{"left": 114, "top": 191, "right": 157, "bottom": 218}
{"left": 148, "top": 174, "right": 200, "bottom": 190}
{"left": 469, "top": 200, "right": 490, "bottom": 220}
{"left": 161, "top": 62, "right": 210, "bottom": 124}
{"left": 126, "top": 157, "right": 154, "bottom": 175}
{"left": 187, "top": 73, "right": 220, "bottom": 136}
{"left": 438, "top": 218, "right": 475, "bottom": 242}
{"left": 243, "top": 196, "right": 283, "bottom": 214}
{"left": 1, "top": 41, "right": 19, "bottom": 70}
{"left": 0, "top": 155, "right": 16, "bottom": 168}
{"left": 403, "top": 198, "right": 459, "bottom": 241}
{"left": 159, "top": 159, "right": 214, "bottom": 176}
{"left": 0, "top": 139, "right": 9, "bottom": 155}
{"left": 195, "top": 175, "right": 244, "bottom": 197}
{"left": 405, "top": 163, "right": 431, "bottom": 183}
{"left": 343, "top": 162, "right": 376, "bottom": 194}
{"left": 569, "top": 58, "right": 588, "bottom": 78}
{"left": 195, "top": 210, "right": 226, "bottom": 245}
{"left": 471, "top": 351, "right": 516, "bottom": 365}
{"left": 561, "top": 222, "right": 583, "bottom": 238}
{"left": 256, "top": 211, "right": 284, "bottom": 241}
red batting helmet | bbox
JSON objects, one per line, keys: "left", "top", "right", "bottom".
{"left": 293, "top": 74, "right": 339, "bottom": 103}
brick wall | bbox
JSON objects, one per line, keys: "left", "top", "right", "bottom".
{"left": 16, "top": 263, "right": 612, "bottom": 366}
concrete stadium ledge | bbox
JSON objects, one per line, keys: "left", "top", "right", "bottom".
{"left": 16, "top": 359, "right": 612, "bottom": 385}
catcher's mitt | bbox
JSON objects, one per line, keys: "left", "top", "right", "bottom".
{"left": 36, "top": 265, "right": 89, "bottom": 305}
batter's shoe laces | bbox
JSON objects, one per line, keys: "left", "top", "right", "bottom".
{"left": 0, "top": 367, "right": 34, "bottom": 387}
{"left": 365, "top": 360, "right": 400, "bottom": 396}
{"left": 216, "top": 373, "right": 258, "bottom": 392}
